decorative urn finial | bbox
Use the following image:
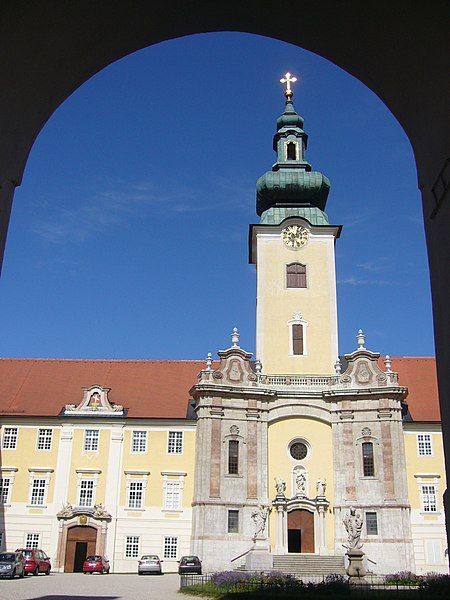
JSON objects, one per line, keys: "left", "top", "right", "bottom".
{"left": 231, "top": 327, "right": 240, "bottom": 348}
{"left": 205, "top": 352, "right": 213, "bottom": 370}
{"left": 356, "top": 329, "right": 366, "bottom": 350}
{"left": 384, "top": 355, "right": 392, "bottom": 373}
{"left": 254, "top": 359, "right": 262, "bottom": 374}
{"left": 334, "top": 359, "right": 342, "bottom": 375}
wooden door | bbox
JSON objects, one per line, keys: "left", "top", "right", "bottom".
{"left": 64, "top": 526, "right": 97, "bottom": 572}
{"left": 287, "top": 509, "right": 315, "bottom": 553}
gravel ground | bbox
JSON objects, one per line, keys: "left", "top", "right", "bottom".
{"left": 0, "top": 572, "right": 199, "bottom": 600}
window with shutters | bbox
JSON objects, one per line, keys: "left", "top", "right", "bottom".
{"left": 286, "top": 263, "right": 307, "bottom": 288}
{"left": 292, "top": 324, "right": 304, "bottom": 355}
{"left": 228, "top": 440, "right": 239, "bottom": 475}
{"left": 362, "top": 442, "right": 375, "bottom": 477}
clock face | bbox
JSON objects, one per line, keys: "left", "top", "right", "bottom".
{"left": 282, "top": 225, "right": 308, "bottom": 249}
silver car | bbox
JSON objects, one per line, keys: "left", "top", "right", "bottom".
{"left": 137, "top": 555, "right": 163, "bottom": 575}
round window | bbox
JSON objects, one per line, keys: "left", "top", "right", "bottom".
{"left": 290, "top": 442, "right": 308, "bottom": 460}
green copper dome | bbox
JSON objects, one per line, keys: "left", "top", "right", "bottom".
{"left": 256, "top": 96, "right": 331, "bottom": 217}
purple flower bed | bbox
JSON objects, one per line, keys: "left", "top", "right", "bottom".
{"left": 211, "top": 571, "right": 253, "bottom": 587}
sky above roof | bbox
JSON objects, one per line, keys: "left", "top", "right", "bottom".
{"left": 0, "top": 32, "right": 434, "bottom": 361}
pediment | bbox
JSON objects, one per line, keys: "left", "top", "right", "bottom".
{"left": 62, "top": 385, "right": 124, "bottom": 416}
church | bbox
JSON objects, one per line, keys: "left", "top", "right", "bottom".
{"left": 0, "top": 75, "right": 447, "bottom": 576}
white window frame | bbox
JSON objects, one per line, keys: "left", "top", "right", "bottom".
{"left": 163, "top": 480, "right": 181, "bottom": 510}
{"left": 0, "top": 478, "right": 11, "bottom": 505}
{"left": 25, "top": 533, "right": 40, "bottom": 549}
{"left": 167, "top": 431, "right": 183, "bottom": 454}
{"left": 124, "top": 535, "right": 140, "bottom": 558}
{"left": 127, "top": 481, "right": 144, "bottom": 509}
{"left": 163, "top": 536, "right": 178, "bottom": 559}
{"left": 421, "top": 484, "right": 438, "bottom": 513}
{"left": 0, "top": 467, "right": 17, "bottom": 505}
{"left": 2, "top": 427, "right": 18, "bottom": 450}
{"left": 36, "top": 428, "right": 53, "bottom": 451}
{"left": 365, "top": 511, "right": 378, "bottom": 536}
{"left": 78, "top": 479, "right": 95, "bottom": 507}
{"left": 417, "top": 434, "right": 433, "bottom": 456}
{"left": 284, "top": 139, "right": 300, "bottom": 161}
{"left": 425, "top": 539, "right": 442, "bottom": 565}
{"left": 287, "top": 312, "right": 308, "bottom": 356}
{"left": 30, "top": 478, "right": 47, "bottom": 506}
{"left": 131, "top": 430, "right": 147, "bottom": 454}
{"left": 27, "top": 468, "right": 53, "bottom": 507}
{"left": 84, "top": 429, "right": 99, "bottom": 452}
{"left": 75, "top": 468, "right": 100, "bottom": 507}
{"left": 124, "top": 470, "right": 149, "bottom": 511}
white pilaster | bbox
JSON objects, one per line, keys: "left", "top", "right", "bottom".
{"left": 104, "top": 425, "right": 124, "bottom": 570}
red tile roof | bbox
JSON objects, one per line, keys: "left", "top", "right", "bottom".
{"left": 0, "top": 356, "right": 440, "bottom": 422}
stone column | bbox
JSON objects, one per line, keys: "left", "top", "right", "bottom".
{"left": 273, "top": 498, "right": 287, "bottom": 554}
{"left": 317, "top": 503, "right": 327, "bottom": 554}
{"left": 104, "top": 425, "right": 124, "bottom": 569}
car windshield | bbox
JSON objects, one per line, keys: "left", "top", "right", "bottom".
{"left": 181, "top": 556, "right": 199, "bottom": 563}
{"left": 141, "top": 555, "right": 159, "bottom": 560}
{"left": 20, "top": 550, "right": 33, "bottom": 558}
{"left": 0, "top": 553, "right": 15, "bottom": 562}
{"left": 86, "top": 556, "right": 102, "bottom": 561}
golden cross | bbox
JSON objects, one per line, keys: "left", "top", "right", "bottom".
{"left": 280, "top": 72, "right": 297, "bottom": 98}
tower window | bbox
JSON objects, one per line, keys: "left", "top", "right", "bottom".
{"left": 286, "top": 141, "right": 297, "bottom": 160}
{"left": 228, "top": 440, "right": 239, "bottom": 474}
{"left": 287, "top": 263, "right": 307, "bottom": 288}
{"left": 362, "top": 442, "right": 375, "bottom": 476}
{"left": 228, "top": 510, "right": 239, "bottom": 533}
{"left": 292, "top": 324, "right": 304, "bottom": 356}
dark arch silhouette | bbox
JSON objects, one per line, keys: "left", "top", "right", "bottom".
{"left": 0, "top": 0, "right": 449, "bottom": 554}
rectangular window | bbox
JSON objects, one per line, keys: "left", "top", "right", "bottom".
{"left": 228, "top": 440, "right": 239, "bottom": 475}
{"left": 421, "top": 484, "right": 437, "bottom": 512}
{"left": 228, "top": 510, "right": 239, "bottom": 533}
{"left": 167, "top": 431, "right": 183, "bottom": 454}
{"left": 365, "top": 512, "right": 378, "bottom": 535}
{"left": 292, "top": 324, "right": 304, "bottom": 355}
{"left": 286, "top": 263, "right": 307, "bottom": 288}
{"left": 125, "top": 536, "right": 140, "bottom": 558}
{"left": 417, "top": 434, "right": 432, "bottom": 456}
{"left": 127, "top": 481, "right": 143, "bottom": 509}
{"left": 163, "top": 536, "right": 178, "bottom": 559}
{"left": 164, "top": 480, "right": 181, "bottom": 510}
{"left": 79, "top": 479, "right": 94, "bottom": 507}
{"left": 30, "top": 479, "right": 46, "bottom": 506}
{"left": 131, "top": 430, "right": 147, "bottom": 453}
{"left": 2, "top": 427, "right": 18, "bottom": 450}
{"left": 0, "top": 478, "right": 11, "bottom": 504}
{"left": 37, "top": 428, "right": 52, "bottom": 450}
{"left": 425, "top": 539, "right": 442, "bottom": 565}
{"left": 25, "top": 533, "right": 40, "bottom": 549}
{"left": 84, "top": 429, "right": 99, "bottom": 452}
{"left": 362, "top": 442, "right": 375, "bottom": 477}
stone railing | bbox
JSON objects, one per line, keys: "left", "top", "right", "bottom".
{"left": 258, "top": 374, "right": 339, "bottom": 388}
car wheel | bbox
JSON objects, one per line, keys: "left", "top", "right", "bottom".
{"left": 33, "top": 567, "right": 39, "bottom": 576}
{"left": 83, "top": 571, "right": 87, "bottom": 574}
{"left": 9, "top": 570, "right": 15, "bottom": 579}
{"left": 45, "top": 568, "right": 50, "bottom": 575}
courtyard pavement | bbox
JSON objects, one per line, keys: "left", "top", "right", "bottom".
{"left": 0, "top": 572, "right": 199, "bottom": 600}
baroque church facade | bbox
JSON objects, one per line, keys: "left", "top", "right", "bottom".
{"left": 0, "top": 79, "right": 447, "bottom": 575}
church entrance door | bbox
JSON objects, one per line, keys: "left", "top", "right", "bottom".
{"left": 287, "top": 509, "right": 314, "bottom": 553}
{"left": 64, "top": 526, "right": 97, "bottom": 572}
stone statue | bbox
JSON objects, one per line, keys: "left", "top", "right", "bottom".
{"left": 316, "top": 478, "right": 326, "bottom": 497}
{"left": 343, "top": 507, "right": 364, "bottom": 550}
{"left": 92, "top": 503, "right": 110, "bottom": 519}
{"left": 275, "top": 477, "right": 286, "bottom": 497}
{"left": 295, "top": 471, "right": 307, "bottom": 496}
{"left": 251, "top": 505, "right": 270, "bottom": 540}
{"left": 57, "top": 502, "right": 73, "bottom": 518}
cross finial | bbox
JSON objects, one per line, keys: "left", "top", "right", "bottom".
{"left": 280, "top": 72, "right": 297, "bottom": 98}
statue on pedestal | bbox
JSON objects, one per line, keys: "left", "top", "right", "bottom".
{"left": 295, "top": 471, "right": 307, "bottom": 496}
{"left": 275, "top": 477, "right": 286, "bottom": 498}
{"left": 343, "top": 506, "right": 364, "bottom": 550}
{"left": 316, "top": 478, "right": 326, "bottom": 497}
{"left": 251, "top": 505, "right": 270, "bottom": 541}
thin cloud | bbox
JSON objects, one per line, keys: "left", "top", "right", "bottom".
{"left": 338, "top": 276, "right": 392, "bottom": 286}
{"left": 356, "top": 258, "right": 390, "bottom": 272}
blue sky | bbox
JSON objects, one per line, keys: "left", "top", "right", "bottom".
{"left": 0, "top": 33, "right": 434, "bottom": 361}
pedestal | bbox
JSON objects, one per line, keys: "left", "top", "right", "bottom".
{"left": 245, "top": 539, "right": 273, "bottom": 572}
{"left": 346, "top": 550, "right": 366, "bottom": 581}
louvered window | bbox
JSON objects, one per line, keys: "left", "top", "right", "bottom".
{"left": 287, "top": 263, "right": 307, "bottom": 288}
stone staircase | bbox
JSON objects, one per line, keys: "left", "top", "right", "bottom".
{"left": 272, "top": 554, "right": 346, "bottom": 576}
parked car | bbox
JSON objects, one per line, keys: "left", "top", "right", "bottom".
{"left": 137, "top": 554, "right": 163, "bottom": 575}
{"left": 82, "top": 555, "right": 110, "bottom": 574}
{"left": 0, "top": 552, "right": 25, "bottom": 579}
{"left": 178, "top": 555, "right": 202, "bottom": 575}
{"left": 15, "top": 548, "right": 51, "bottom": 576}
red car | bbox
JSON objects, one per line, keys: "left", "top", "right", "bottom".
{"left": 83, "top": 555, "right": 110, "bottom": 574}
{"left": 15, "top": 548, "right": 51, "bottom": 576}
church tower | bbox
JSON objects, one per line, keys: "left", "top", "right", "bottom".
{"left": 249, "top": 75, "right": 341, "bottom": 375}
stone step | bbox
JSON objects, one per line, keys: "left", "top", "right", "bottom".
{"left": 273, "top": 554, "right": 346, "bottom": 575}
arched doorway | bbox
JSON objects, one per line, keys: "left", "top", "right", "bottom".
{"left": 287, "top": 509, "right": 314, "bottom": 553}
{"left": 64, "top": 526, "right": 97, "bottom": 573}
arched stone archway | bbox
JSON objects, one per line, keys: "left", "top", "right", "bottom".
{"left": 0, "top": 1, "right": 448, "bottom": 555}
